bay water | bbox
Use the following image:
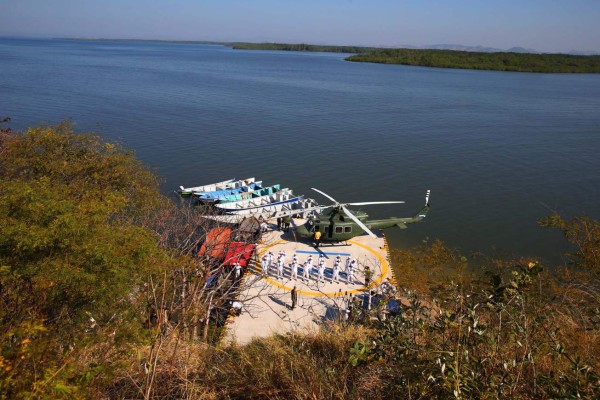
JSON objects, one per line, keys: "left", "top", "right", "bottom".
{"left": 2, "top": 37, "right": 600, "bottom": 265}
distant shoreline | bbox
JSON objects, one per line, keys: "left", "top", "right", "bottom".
{"left": 59, "top": 37, "right": 228, "bottom": 45}
{"left": 59, "top": 38, "right": 600, "bottom": 73}
{"left": 346, "top": 48, "right": 600, "bottom": 73}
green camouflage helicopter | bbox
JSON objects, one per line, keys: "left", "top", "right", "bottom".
{"left": 294, "top": 188, "right": 430, "bottom": 242}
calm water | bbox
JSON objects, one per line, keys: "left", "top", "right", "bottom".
{"left": 2, "top": 37, "right": 600, "bottom": 265}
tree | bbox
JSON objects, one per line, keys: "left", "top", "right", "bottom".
{"left": 0, "top": 123, "right": 173, "bottom": 397}
{"left": 0, "top": 123, "right": 268, "bottom": 398}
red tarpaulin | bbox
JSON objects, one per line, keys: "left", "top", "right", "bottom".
{"left": 223, "top": 242, "right": 256, "bottom": 267}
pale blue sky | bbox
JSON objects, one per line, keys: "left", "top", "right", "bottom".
{"left": 2, "top": 0, "right": 599, "bottom": 53}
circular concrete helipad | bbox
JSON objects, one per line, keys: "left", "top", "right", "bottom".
{"left": 255, "top": 238, "right": 390, "bottom": 297}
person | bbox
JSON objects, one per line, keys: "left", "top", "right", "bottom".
{"left": 267, "top": 251, "right": 274, "bottom": 274}
{"left": 345, "top": 256, "right": 351, "bottom": 271}
{"left": 332, "top": 262, "right": 340, "bottom": 283}
{"left": 276, "top": 217, "right": 283, "bottom": 231}
{"left": 346, "top": 294, "right": 354, "bottom": 320}
{"left": 283, "top": 215, "right": 291, "bottom": 232}
{"left": 314, "top": 230, "right": 322, "bottom": 248}
{"left": 318, "top": 259, "right": 326, "bottom": 282}
{"left": 347, "top": 259, "right": 356, "bottom": 283}
{"left": 234, "top": 262, "right": 242, "bottom": 281}
{"left": 364, "top": 265, "right": 372, "bottom": 287}
{"left": 232, "top": 301, "right": 243, "bottom": 316}
{"left": 303, "top": 257, "right": 312, "bottom": 281}
{"left": 318, "top": 253, "right": 325, "bottom": 266}
{"left": 291, "top": 286, "right": 298, "bottom": 310}
{"left": 277, "top": 256, "right": 284, "bottom": 279}
{"left": 278, "top": 251, "right": 286, "bottom": 267}
{"left": 291, "top": 259, "right": 298, "bottom": 280}
{"left": 261, "top": 253, "right": 269, "bottom": 275}
{"left": 334, "top": 255, "right": 341, "bottom": 268}
{"left": 259, "top": 221, "right": 268, "bottom": 233}
{"left": 292, "top": 253, "right": 298, "bottom": 265}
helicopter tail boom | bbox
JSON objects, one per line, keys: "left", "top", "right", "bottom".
{"left": 366, "top": 190, "right": 431, "bottom": 230}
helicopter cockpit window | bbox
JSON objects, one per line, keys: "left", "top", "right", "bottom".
{"left": 344, "top": 226, "right": 352, "bottom": 233}
{"left": 335, "top": 226, "right": 343, "bottom": 233}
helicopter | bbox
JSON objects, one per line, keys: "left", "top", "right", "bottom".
{"left": 294, "top": 188, "right": 431, "bottom": 242}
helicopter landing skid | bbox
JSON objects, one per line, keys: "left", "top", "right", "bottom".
{"left": 315, "top": 240, "right": 350, "bottom": 247}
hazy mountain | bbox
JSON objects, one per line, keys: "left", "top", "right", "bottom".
{"left": 424, "top": 44, "right": 504, "bottom": 52}
{"left": 397, "top": 43, "right": 539, "bottom": 54}
{"left": 506, "top": 46, "right": 538, "bottom": 53}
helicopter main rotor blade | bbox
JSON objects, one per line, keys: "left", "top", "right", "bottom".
{"left": 311, "top": 188, "right": 338, "bottom": 204}
{"left": 341, "top": 206, "right": 377, "bottom": 238}
{"left": 346, "top": 201, "right": 405, "bottom": 206}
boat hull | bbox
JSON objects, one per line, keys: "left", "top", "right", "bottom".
{"left": 180, "top": 178, "right": 256, "bottom": 197}
{"left": 221, "top": 195, "right": 305, "bottom": 215}
{"left": 194, "top": 181, "right": 263, "bottom": 201}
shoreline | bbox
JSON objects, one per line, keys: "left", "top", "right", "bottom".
{"left": 53, "top": 37, "right": 600, "bottom": 73}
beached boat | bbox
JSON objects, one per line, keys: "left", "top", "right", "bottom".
{"left": 218, "top": 192, "right": 306, "bottom": 216}
{"left": 178, "top": 177, "right": 255, "bottom": 197}
{"left": 215, "top": 187, "right": 292, "bottom": 210}
{"left": 216, "top": 184, "right": 282, "bottom": 204}
{"left": 203, "top": 199, "right": 323, "bottom": 223}
{"left": 194, "top": 181, "right": 264, "bottom": 202}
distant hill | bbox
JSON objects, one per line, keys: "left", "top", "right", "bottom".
{"left": 407, "top": 44, "right": 504, "bottom": 53}
{"left": 60, "top": 37, "right": 599, "bottom": 56}
{"left": 400, "top": 44, "right": 600, "bottom": 56}
{"left": 231, "top": 42, "right": 379, "bottom": 53}
{"left": 506, "top": 46, "right": 538, "bottom": 53}
{"left": 228, "top": 41, "right": 600, "bottom": 73}
{"left": 230, "top": 42, "right": 543, "bottom": 55}
{"left": 399, "top": 43, "right": 538, "bottom": 54}
{"left": 569, "top": 50, "right": 600, "bottom": 56}
{"left": 347, "top": 48, "right": 600, "bottom": 73}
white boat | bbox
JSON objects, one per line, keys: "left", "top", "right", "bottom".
{"left": 215, "top": 188, "right": 294, "bottom": 211}
{"left": 217, "top": 191, "right": 315, "bottom": 217}
{"left": 226, "top": 196, "right": 305, "bottom": 216}
{"left": 178, "top": 177, "right": 255, "bottom": 197}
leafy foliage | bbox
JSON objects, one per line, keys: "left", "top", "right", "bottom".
{"left": 0, "top": 123, "right": 174, "bottom": 398}
{"left": 106, "top": 241, "right": 600, "bottom": 399}
{"left": 232, "top": 42, "right": 379, "bottom": 54}
{"left": 231, "top": 43, "right": 600, "bottom": 73}
{"left": 347, "top": 48, "right": 600, "bottom": 73}
{"left": 2, "top": 122, "right": 599, "bottom": 398}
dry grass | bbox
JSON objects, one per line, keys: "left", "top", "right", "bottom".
{"left": 97, "top": 242, "right": 600, "bottom": 399}
{"left": 106, "top": 324, "right": 373, "bottom": 399}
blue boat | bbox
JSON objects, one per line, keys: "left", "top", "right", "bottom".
{"left": 194, "top": 181, "right": 264, "bottom": 202}
{"left": 216, "top": 184, "right": 282, "bottom": 204}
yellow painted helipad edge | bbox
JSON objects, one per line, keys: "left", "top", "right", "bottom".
{"left": 253, "top": 239, "right": 390, "bottom": 297}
